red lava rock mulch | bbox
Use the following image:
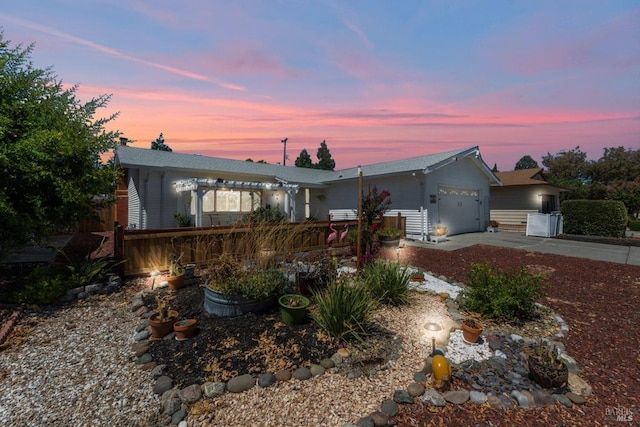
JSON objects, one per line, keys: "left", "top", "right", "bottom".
{"left": 379, "top": 244, "right": 640, "bottom": 426}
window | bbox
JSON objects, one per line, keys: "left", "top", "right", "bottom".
{"left": 438, "top": 186, "right": 478, "bottom": 197}
{"left": 201, "top": 189, "right": 261, "bottom": 213}
{"left": 203, "top": 190, "right": 216, "bottom": 212}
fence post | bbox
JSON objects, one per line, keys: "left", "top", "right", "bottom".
{"left": 114, "top": 222, "right": 125, "bottom": 276}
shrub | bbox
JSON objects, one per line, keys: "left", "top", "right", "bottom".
{"left": 64, "top": 256, "right": 122, "bottom": 289}
{"left": 377, "top": 226, "right": 402, "bottom": 239}
{"left": 561, "top": 200, "right": 627, "bottom": 237}
{"left": 250, "top": 206, "right": 286, "bottom": 223}
{"left": 208, "top": 267, "right": 288, "bottom": 300}
{"left": 15, "top": 252, "right": 123, "bottom": 305}
{"left": 17, "top": 266, "right": 68, "bottom": 305}
{"left": 311, "top": 278, "right": 374, "bottom": 342}
{"left": 361, "top": 260, "right": 411, "bottom": 306}
{"left": 173, "top": 212, "right": 192, "bottom": 227}
{"left": 629, "top": 216, "right": 640, "bottom": 232}
{"left": 461, "top": 262, "right": 546, "bottom": 321}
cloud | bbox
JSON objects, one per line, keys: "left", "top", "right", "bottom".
{"left": 343, "top": 21, "right": 374, "bottom": 50}
{"left": 0, "top": 13, "right": 245, "bottom": 91}
{"left": 483, "top": 7, "right": 640, "bottom": 76}
{"left": 192, "top": 45, "right": 302, "bottom": 80}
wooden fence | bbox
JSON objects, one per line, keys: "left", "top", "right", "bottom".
{"left": 78, "top": 204, "right": 115, "bottom": 232}
{"left": 115, "top": 221, "right": 359, "bottom": 277}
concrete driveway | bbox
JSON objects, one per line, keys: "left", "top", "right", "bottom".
{"left": 403, "top": 231, "right": 640, "bottom": 266}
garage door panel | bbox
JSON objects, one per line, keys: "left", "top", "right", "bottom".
{"left": 438, "top": 186, "right": 480, "bottom": 235}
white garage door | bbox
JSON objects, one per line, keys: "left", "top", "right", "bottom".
{"left": 438, "top": 185, "right": 481, "bottom": 235}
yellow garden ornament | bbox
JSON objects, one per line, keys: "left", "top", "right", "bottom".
{"left": 431, "top": 355, "right": 452, "bottom": 383}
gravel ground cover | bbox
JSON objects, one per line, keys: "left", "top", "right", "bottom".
{"left": 0, "top": 232, "right": 638, "bottom": 426}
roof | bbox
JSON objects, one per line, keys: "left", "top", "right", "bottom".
{"left": 114, "top": 145, "right": 330, "bottom": 186}
{"left": 492, "top": 168, "right": 547, "bottom": 186}
{"left": 114, "top": 145, "right": 500, "bottom": 186}
{"left": 321, "top": 146, "right": 497, "bottom": 182}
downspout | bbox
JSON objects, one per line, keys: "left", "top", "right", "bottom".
{"left": 142, "top": 171, "right": 149, "bottom": 229}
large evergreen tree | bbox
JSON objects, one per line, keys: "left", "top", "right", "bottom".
{"left": 514, "top": 155, "right": 539, "bottom": 170}
{"left": 150, "top": 132, "right": 172, "bottom": 151}
{"left": 315, "top": 140, "right": 335, "bottom": 171}
{"left": 294, "top": 148, "right": 313, "bottom": 168}
{"left": 0, "top": 33, "right": 120, "bottom": 256}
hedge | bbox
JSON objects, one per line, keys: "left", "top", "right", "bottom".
{"left": 560, "top": 200, "right": 627, "bottom": 237}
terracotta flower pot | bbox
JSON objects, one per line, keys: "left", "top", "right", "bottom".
{"left": 411, "top": 273, "right": 425, "bottom": 282}
{"left": 149, "top": 310, "right": 179, "bottom": 340}
{"left": 173, "top": 319, "right": 197, "bottom": 340}
{"left": 167, "top": 274, "right": 185, "bottom": 290}
{"left": 461, "top": 319, "right": 483, "bottom": 344}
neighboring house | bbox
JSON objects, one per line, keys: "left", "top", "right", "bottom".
{"left": 113, "top": 145, "right": 500, "bottom": 236}
{"left": 490, "top": 168, "right": 566, "bottom": 230}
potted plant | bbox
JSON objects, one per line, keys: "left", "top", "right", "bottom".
{"left": 461, "top": 318, "right": 483, "bottom": 344}
{"left": 430, "top": 225, "right": 448, "bottom": 243}
{"left": 487, "top": 220, "right": 500, "bottom": 233}
{"left": 204, "top": 255, "right": 288, "bottom": 316}
{"left": 409, "top": 268, "right": 425, "bottom": 282}
{"left": 378, "top": 226, "right": 402, "bottom": 247}
{"left": 295, "top": 255, "right": 337, "bottom": 296}
{"left": 149, "top": 295, "right": 179, "bottom": 340}
{"left": 173, "top": 318, "right": 197, "bottom": 340}
{"left": 278, "top": 294, "right": 311, "bottom": 324}
{"left": 526, "top": 340, "right": 568, "bottom": 389}
{"left": 167, "top": 254, "right": 186, "bottom": 290}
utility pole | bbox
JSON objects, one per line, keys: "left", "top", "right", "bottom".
{"left": 281, "top": 137, "right": 288, "bottom": 165}
{"left": 356, "top": 165, "right": 363, "bottom": 271}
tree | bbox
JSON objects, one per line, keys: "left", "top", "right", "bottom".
{"left": 315, "top": 140, "right": 335, "bottom": 171}
{"left": 491, "top": 163, "right": 499, "bottom": 173}
{"left": 0, "top": 33, "right": 120, "bottom": 256}
{"left": 542, "top": 146, "right": 590, "bottom": 200}
{"left": 514, "top": 155, "right": 539, "bottom": 170}
{"left": 590, "top": 147, "right": 640, "bottom": 216}
{"left": 294, "top": 149, "right": 313, "bottom": 168}
{"left": 150, "top": 132, "right": 172, "bottom": 151}
{"left": 245, "top": 158, "right": 268, "bottom": 163}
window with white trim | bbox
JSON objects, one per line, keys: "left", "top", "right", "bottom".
{"left": 200, "top": 189, "right": 261, "bottom": 213}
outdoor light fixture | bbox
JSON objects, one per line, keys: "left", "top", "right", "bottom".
{"left": 150, "top": 270, "right": 160, "bottom": 290}
{"left": 424, "top": 322, "right": 442, "bottom": 356}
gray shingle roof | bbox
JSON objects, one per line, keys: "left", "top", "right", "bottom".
{"left": 321, "top": 147, "right": 480, "bottom": 182}
{"left": 114, "top": 145, "right": 487, "bottom": 185}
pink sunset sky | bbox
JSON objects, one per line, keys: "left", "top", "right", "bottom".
{"left": 2, "top": 1, "right": 639, "bottom": 170}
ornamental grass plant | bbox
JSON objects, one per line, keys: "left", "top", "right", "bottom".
{"left": 311, "top": 277, "right": 374, "bottom": 342}
{"left": 360, "top": 260, "right": 411, "bottom": 306}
